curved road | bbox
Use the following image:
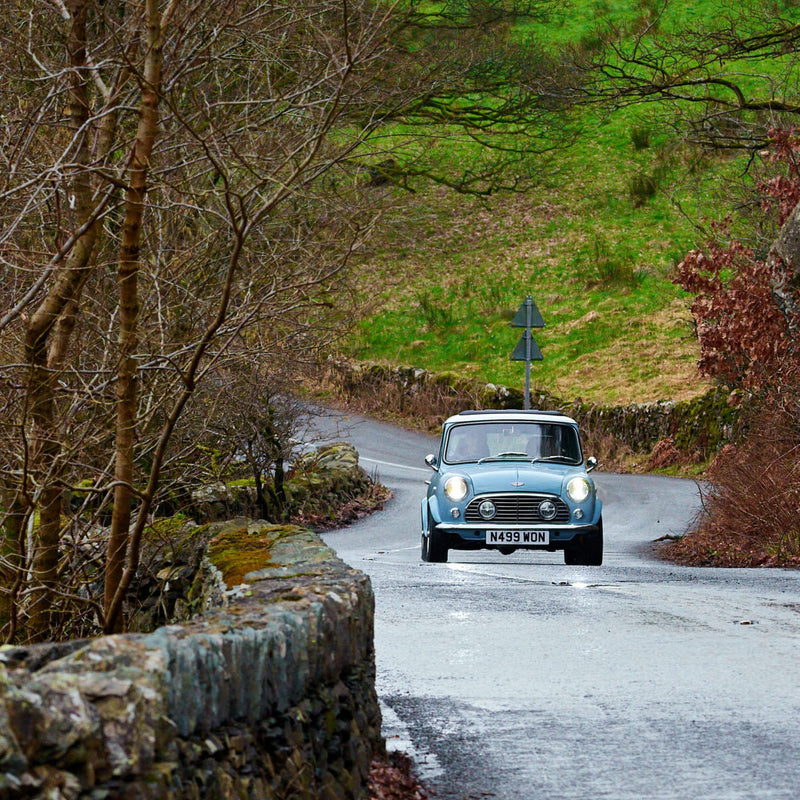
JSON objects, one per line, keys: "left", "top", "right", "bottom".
{"left": 313, "top": 409, "right": 800, "bottom": 799}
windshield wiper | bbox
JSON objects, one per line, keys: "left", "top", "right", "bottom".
{"left": 478, "top": 451, "right": 529, "bottom": 463}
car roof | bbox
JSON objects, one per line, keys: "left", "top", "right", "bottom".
{"left": 443, "top": 409, "right": 578, "bottom": 426}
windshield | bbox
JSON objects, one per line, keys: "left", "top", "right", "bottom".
{"left": 443, "top": 421, "right": 582, "bottom": 465}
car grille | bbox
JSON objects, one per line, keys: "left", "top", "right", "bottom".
{"left": 464, "top": 494, "right": 571, "bottom": 524}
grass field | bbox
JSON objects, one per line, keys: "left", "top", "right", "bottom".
{"left": 338, "top": 1, "right": 797, "bottom": 405}
{"left": 342, "top": 111, "right": 740, "bottom": 404}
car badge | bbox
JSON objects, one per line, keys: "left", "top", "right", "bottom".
{"left": 511, "top": 481, "right": 524, "bottom": 487}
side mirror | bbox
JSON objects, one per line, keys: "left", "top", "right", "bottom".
{"left": 425, "top": 453, "right": 439, "bottom": 470}
{"left": 586, "top": 456, "right": 598, "bottom": 473}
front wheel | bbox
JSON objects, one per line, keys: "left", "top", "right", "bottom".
{"left": 422, "top": 510, "right": 448, "bottom": 563}
{"left": 564, "top": 518, "right": 603, "bottom": 566}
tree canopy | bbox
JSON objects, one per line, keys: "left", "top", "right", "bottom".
{"left": 580, "top": 0, "right": 800, "bottom": 150}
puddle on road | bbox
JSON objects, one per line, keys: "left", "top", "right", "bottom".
{"left": 446, "top": 562, "right": 636, "bottom": 593}
{"left": 551, "top": 580, "right": 632, "bottom": 593}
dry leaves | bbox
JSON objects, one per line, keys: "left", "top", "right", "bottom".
{"left": 369, "top": 752, "right": 430, "bottom": 800}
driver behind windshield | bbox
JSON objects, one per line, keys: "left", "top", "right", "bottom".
{"left": 446, "top": 422, "right": 580, "bottom": 463}
{"left": 448, "top": 429, "right": 489, "bottom": 461}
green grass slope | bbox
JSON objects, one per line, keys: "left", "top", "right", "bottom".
{"left": 340, "top": 0, "right": 784, "bottom": 405}
{"left": 344, "top": 125, "right": 743, "bottom": 405}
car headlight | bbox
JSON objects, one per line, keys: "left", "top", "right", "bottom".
{"left": 566, "top": 476, "right": 591, "bottom": 502}
{"left": 444, "top": 475, "right": 468, "bottom": 502}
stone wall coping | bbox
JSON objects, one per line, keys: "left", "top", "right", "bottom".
{"left": 0, "top": 526, "right": 378, "bottom": 794}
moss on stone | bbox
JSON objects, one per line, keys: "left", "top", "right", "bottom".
{"left": 225, "top": 477, "right": 256, "bottom": 488}
{"left": 207, "top": 522, "right": 306, "bottom": 588}
{"left": 143, "top": 515, "right": 211, "bottom": 542}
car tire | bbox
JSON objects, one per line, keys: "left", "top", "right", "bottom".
{"left": 424, "top": 510, "right": 449, "bottom": 563}
{"left": 420, "top": 529, "right": 430, "bottom": 561}
{"left": 564, "top": 518, "right": 603, "bottom": 566}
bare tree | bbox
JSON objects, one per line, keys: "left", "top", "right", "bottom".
{"left": 0, "top": 0, "right": 574, "bottom": 642}
{"left": 578, "top": 1, "right": 800, "bottom": 150}
{"left": 191, "top": 361, "right": 315, "bottom": 522}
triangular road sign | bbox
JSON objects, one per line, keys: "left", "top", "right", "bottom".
{"left": 510, "top": 330, "right": 543, "bottom": 361}
{"left": 510, "top": 296, "right": 545, "bottom": 328}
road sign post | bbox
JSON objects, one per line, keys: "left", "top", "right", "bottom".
{"left": 510, "top": 296, "right": 545, "bottom": 410}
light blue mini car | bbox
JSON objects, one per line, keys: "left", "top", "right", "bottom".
{"left": 421, "top": 410, "right": 602, "bottom": 564}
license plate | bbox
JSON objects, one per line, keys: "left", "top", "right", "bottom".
{"left": 486, "top": 530, "right": 549, "bottom": 546}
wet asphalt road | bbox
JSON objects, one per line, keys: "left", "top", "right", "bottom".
{"left": 314, "top": 409, "right": 800, "bottom": 800}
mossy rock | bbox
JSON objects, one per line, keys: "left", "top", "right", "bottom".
{"left": 672, "top": 387, "right": 739, "bottom": 453}
{"left": 207, "top": 521, "right": 305, "bottom": 588}
{"left": 296, "top": 442, "right": 360, "bottom": 474}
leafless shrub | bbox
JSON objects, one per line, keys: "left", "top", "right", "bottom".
{"left": 669, "top": 389, "right": 800, "bottom": 566}
{"left": 578, "top": 426, "right": 637, "bottom": 472}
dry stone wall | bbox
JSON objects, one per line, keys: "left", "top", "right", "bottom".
{"left": 328, "top": 358, "right": 739, "bottom": 458}
{"left": 0, "top": 528, "right": 382, "bottom": 800}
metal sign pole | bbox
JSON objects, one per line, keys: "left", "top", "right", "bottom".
{"left": 525, "top": 298, "right": 532, "bottom": 409}
{"left": 524, "top": 356, "right": 531, "bottom": 410}
{"left": 510, "top": 295, "right": 544, "bottom": 411}
{"left": 524, "top": 337, "right": 531, "bottom": 411}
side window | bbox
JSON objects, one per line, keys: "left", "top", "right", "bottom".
{"left": 555, "top": 426, "right": 581, "bottom": 462}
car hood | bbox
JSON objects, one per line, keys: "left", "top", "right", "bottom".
{"left": 464, "top": 464, "right": 570, "bottom": 495}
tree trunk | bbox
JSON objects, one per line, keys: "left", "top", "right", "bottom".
{"left": 273, "top": 456, "right": 287, "bottom": 520}
{"left": 0, "top": 482, "right": 27, "bottom": 641}
{"left": 769, "top": 198, "right": 800, "bottom": 342}
{"left": 253, "top": 467, "right": 270, "bottom": 520}
{"left": 104, "top": 0, "right": 165, "bottom": 634}
{"left": 24, "top": 0, "right": 98, "bottom": 641}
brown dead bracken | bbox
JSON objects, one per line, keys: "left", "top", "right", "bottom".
{"left": 369, "top": 751, "right": 430, "bottom": 800}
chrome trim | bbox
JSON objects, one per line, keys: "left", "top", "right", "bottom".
{"left": 471, "top": 491, "right": 559, "bottom": 499}
{"left": 435, "top": 522, "right": 592, "bottom": 531}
